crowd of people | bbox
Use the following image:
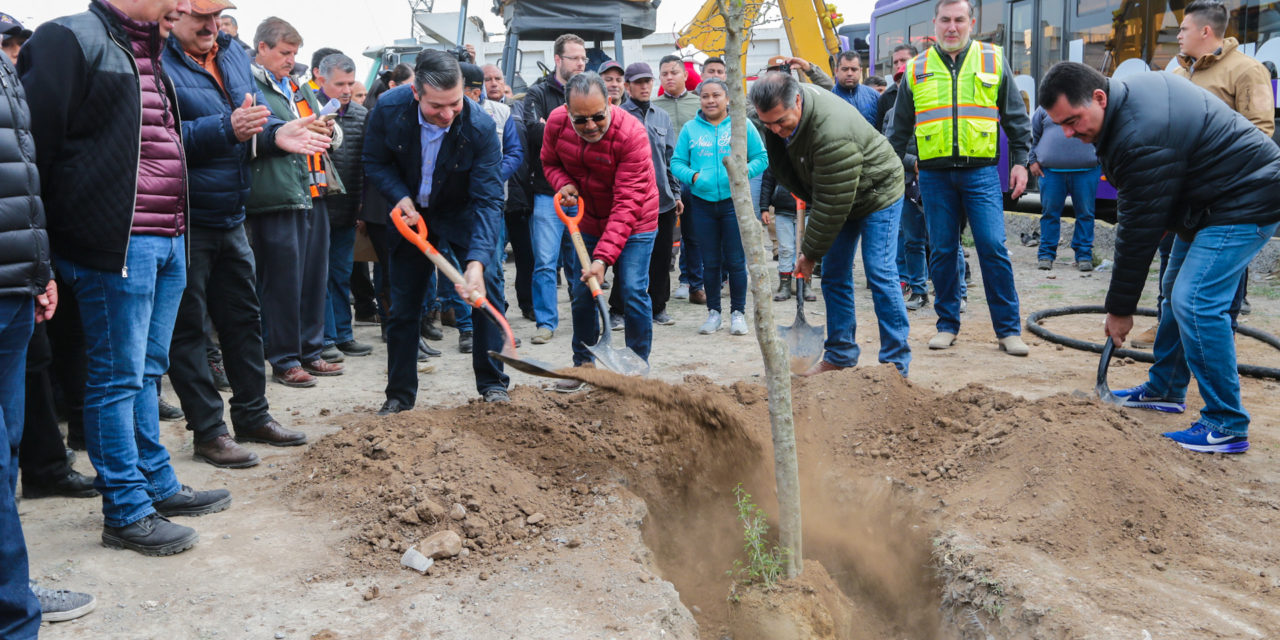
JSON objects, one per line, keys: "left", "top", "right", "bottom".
{"left": 2, "top": 0, "right": 1278, "bottom": 634}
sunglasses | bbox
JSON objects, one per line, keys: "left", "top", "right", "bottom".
{"left": 571, "top": 113, "right": 607, "bottom": 125}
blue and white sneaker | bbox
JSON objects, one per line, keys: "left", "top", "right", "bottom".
{"left": 1162, "top": 422, "right": 1249, "bottom": 454}
{"left": 1111, "top": 383, "right": 1185, "bottom": 413}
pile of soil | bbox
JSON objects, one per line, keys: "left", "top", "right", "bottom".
{"left": 292, "top": 365, "right": 1280, "bottom": 637}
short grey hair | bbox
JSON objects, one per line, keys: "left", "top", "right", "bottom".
{"left": 565, "top": 71, "right": 607, "bottom": 102}
{"left": 748, "top": 72, "right": 800, "bottom": 113}
{"left": 254, "top": 17, "right": 302, "bottom": 49}
{"left": 414, "top": 49, "right": 463, "bottom": 93}
{"left": 934, "top": 0, "right": 975, "bottom": 18}
{"left": 318, "top": 53, "right": 356, "bottom": 78}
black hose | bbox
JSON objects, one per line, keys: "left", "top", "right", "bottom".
{"left": 1026, "top": 305, "right": 1280, "bottom": 381}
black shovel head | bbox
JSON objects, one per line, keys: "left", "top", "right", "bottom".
{"left": 1095, "top": 338, "right": 1126, "bottom": 406}
{"left": 779, "top": 278, "right": 824, "bottom": 374}
{"left": 489, "top": 348, "right": 570, "bottom": 380}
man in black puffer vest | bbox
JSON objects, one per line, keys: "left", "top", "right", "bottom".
{"left": 1040, "top": 63, "right": 1280, "bottom": 455}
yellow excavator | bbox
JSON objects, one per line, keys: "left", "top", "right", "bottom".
{"left": 676, "top": 0, "right": 846, "bottom": 75}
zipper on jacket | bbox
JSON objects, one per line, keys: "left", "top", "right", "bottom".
{"left": 950, "top": 56, "right": 960, "bottom": 160}
{"left": 110, "top": 31, "right": 142, "bottom": 278}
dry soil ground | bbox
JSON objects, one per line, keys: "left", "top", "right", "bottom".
{"left": 19, "top": 217, "right": 1280, "bottom": 639}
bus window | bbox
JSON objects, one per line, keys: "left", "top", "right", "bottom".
{"left": 978, "top": 0, "right": 1007, "bottom": 43}
{"left": 876, "top": 10, "right": 908, "bottom": 77}
{"left": 907, "top": 0, "right": 938, "bottom": 52}
{"left": 1040, "top": 0, "right": 1066, "bottom": 79}
{"left": 1069, "top": 0, "right": 1145, "bottom": 74}
{"left": 1011, "top": 1, "right": 1035, "bottom": 76}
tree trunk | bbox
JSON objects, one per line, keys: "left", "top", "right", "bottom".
{"left": 717, "top": 0, "right": 802, "bottom": 579}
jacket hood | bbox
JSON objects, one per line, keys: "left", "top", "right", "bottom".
{"left": 1176, "top": 37, "right": 1240, "bottom": 72}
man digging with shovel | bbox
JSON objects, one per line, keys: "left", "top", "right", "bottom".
{"left": 540, "top": 72, "right": 659, "bottom": 392}
{"left": 750, "top": 72, "right": 912, "bottom": 377}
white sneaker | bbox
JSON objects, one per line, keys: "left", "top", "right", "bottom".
{"left": 699, "top": 310, "right": 722, "bottom": 334}
{"left": 673, "top": 284, "right": 690, "bottom": 300}
{"left": 729, "top": 311, "right": 748, "bottom": 335}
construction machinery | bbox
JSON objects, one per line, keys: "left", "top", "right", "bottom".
{"left": 492, "top": 0, "right": 659, "bottom": 89}
{"left": 677, "top": 0, "right": 848, "bottom": 75}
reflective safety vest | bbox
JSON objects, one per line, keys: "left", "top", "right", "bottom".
{"left": 906, "top": 40, "right": 1003, "bottom": 161}
{"left": 290, "top": 78, "right": 328, "bottom": 197}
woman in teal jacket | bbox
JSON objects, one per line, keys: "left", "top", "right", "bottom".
{"left": 672, "top": 79, "right": 768, "bottom": 336}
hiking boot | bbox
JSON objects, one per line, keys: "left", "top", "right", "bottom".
{"left": 22, "top": 469, "right": 98, "bottom": 499}
{"left": 158, "top": 398, "right": 184, "bottom": 422}
{"left": 1162, "top": 422, "right": 1248, "bottom": 454}
{"left": 378, "top": 399, "right": 410, "bottom": 415}
{"left": 420, "top": 313, "right": 444, "bottom": 340}
{"left": 673, "top": 284, "right": 690, "bottom": 300}
{"left": 209, "top": 357, "right": 230, "bottom": 391}
{"left": 336, "top": 340, "right": 373, "bottom": 356}
{"left": 689, "top": 288, "right": 707, "bottom": 304}
{"left": 236, "top": 420, "right": 306, "bottom": 447}
{"left": 905, "top": 291, "right": 929, "bottom": 311}
{"left": 154, "top": 484, "right": 232, "bottom": 517}
{"left": 1038, "top": 259, "right": 1053, "bottom": 270}
{"left": 1112, "top": 383, "right": 1186, "bottom": 413}
{"left": 319, "top": 346, "right": 345, "bottom": 363}
{"left": 729, "top": 311, "right": 748, "bottom": 336}
{"left": 531, "top": 327, "right": 555, "bottom": 344}
{"left": 194, "top": 434, "right": 259, "bottom": 468}
{"left": 458, "top": 331, "right": 474, "bottom": 354}
{"left": 800, "top": 360, "right": 848, "bottom": 377}
{"left": 773, "top": 274, "right": 792, "bottom": 301}
{"left": 699, "top": 310, "right": 723, "bottom": 334}
{"left": 102, "top": 513, "right": 198, "bottom": 556}
{"left": 30, "top": 581, "right": 96, "bottom": 622}
{"left": 1130, "top": 325, "right": 1158, "bottom": 349}
{"left": 1076, "top": 260, "right": 1094, "bottom": 272}
{"left": 554, "top": 378, "right": 587, "bottom": 393}
{"left": 273, "top": 366, "right": 316, "bottom": 388}
{"left": 928, "top": 332, "right": 957, "bottom": 350}
{"left": 998, "top": 335, "right": 1029, "bottom": 356}
{"left": 802, "top": 278, "right": 817, "bottom": 302}
{"left": 653, "top": 311, "right": 675, "bottom": 326}
{"left": 610, "top": 313, "right": 624, "bottom": 332}
{"left": 302, "top": 359, "right": 344, "bottom": 376}
{"left": 483, "top": 388, "right": 510, "bottom": 403}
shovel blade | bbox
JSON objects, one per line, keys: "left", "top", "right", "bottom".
{"left": 488, "top": 349, "right": 568, "bottom": 380}
{"left": 1095, "top": 338, "right": 1127, "bottom": 406}
{"left": 779, "top": 319, "right": 825, "bottom": 374}
{"left": 587, "top": 342, "right": 650, "bottom": 376}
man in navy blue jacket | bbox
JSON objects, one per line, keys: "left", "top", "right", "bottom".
{"left": 162, "top": 0, "right": 328, "bottom": 468}
{"left": 363, "top": 50, "right": 509, "bottom": 412}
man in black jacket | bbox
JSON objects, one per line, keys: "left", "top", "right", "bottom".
{"left": 1040, "top": 63, "right": 1280, "bottom": 454}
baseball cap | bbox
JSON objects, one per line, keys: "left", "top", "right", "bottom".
{"left": 460, "top": 62, "right": 484, "bottom": 90}
{"left": 598, "top": 60, "right": 624, "bottom": 76}
{"left": 624, "top": 62, "right": 654, "bottom": 83}
{"left": 189, "top": 0, "right": 236, "bottom": 15}
{"left": 766, "top": 55, "right": 791, "bottom": 71}
{"left": 0, "top": 13, "right": 32, "bottom": 40}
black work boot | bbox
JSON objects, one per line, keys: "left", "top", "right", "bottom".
{"left": 102, "top": 513, "right": 198, "bottom": 556}
{"left": 153, "top": 484, "right": 232, "bottom": 517}
{"left": 22, "top": 469, "right": 98, "bottom": 499}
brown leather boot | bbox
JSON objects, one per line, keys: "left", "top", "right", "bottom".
{"left": 302, "top": 359, "right": 344, "bottom": 376}
{"left": 235, "top": 420, "right": 307, "bottom": 447}
{"left": 194, "top": 434, "right": 260, "bottom": 469}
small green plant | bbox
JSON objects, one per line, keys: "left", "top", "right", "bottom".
{"left": 726, "top": 484, "right": 789, "bottom": 595}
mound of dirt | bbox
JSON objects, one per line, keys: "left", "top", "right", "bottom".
{"left": 293, "top": 364, "right": 1280, "bottom": 638}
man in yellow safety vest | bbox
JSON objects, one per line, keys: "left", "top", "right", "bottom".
{"left": 887, "top": 0, "right": 1032, "bottom": 356}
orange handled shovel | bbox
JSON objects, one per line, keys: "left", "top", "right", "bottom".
{"left": 391, "top": 208, "right": 567, "bottom": 380}
{"left": 554, "top": 193, "right": 649, "bottom": 376}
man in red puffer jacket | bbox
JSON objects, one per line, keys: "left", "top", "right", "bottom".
{"left": 541, "top": 71, "right": 658, "bottom": 392}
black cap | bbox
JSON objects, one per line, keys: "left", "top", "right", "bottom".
{"left": 598, "top": 60, "right": 624, "bottom": 76}
{"left": 624, "top": 62, "right": 654, "bottom": 82}
{"left": 460, "top": 62, "right": 484, "bottom": 90}
{"left": 0, "top": 13, "right": 31, "bottom": 40}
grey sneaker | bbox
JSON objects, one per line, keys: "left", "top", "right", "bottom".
{"left": 1076, "top": 260, "right": 1094, "bottom": 272}
{"left": 729, "top": 311, "right": 748, "bottom": 335}
{"left": 483, "top": 388, "right": 510, "bottom": 403}
{"left": 530, "top": 327, "right": 554, "bottom": 344}
{"left": 653, "top": 311, "right": 675, "bottom": 326}
{"left": 1038, "top": 259, "right": 1053, "bottom": 270}
{"left": 673, "top": 284, "right": 690, "bottom": 299}
{"left": 30, "top": 581, "right": 96, "bottom": 622}
{"left": 699, "top": 310, "right": 722, "bottom": 335}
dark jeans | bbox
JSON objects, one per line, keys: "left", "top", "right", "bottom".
{"left": 325, "top": 224, "right": 357, "bottom": 346}
{"left": 385, "top": 231, "right": 509, "bottom": 405}
{"left": 248, "top": 202, "right": 330, "bottom": 372}
{"left": 170, "top": 225, "right": 272, "bottom": 443}
{"left": 20, "top": 323, "right": 74, "bottom": 482}
{"left": 611, "top": 207, "right": 677, "bottom": 316}
{"left": 677, "top": 185, "right": 704, "bottom": 290}
{"left": 366, "top": 223, "right": 391, "bottom": 324}
{"left": 690, "top": 195, "right": 748, "bottom": 314}
{"left": 0, "top": 296, "right": 40, "bottom": 640}
{"left": 506, "top": 207, "right": 535, "bottom": 316}
{"left": 569, "top": 230, "right": 656, "bottom": 366}
{"left": 350, "top": 262, "right": 378, "bottom": 319}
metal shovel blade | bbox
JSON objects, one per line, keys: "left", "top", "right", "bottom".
{"left": 586, "top": 295, "right": 650, "bottom": 376}
{"left": 1095, "top": 338, "right": 1126, "bottom": 406}
{"left": 488, "top": 348, "right": 569, "bottom": 380}
{"left": 779, "top": 277, "right": 825, "bottom": 374}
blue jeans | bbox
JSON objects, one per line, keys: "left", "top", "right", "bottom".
{"left": 1145, "top": 221, "right": 1279, "bottom": 437}
{"left": 55, "top": 236, "right": 185, "bottom": 528}
{"left": 325, "top": 225, "right": 356, "bottom": 346}
{"left": 775, "top": 211, "right": 797, "bottom": 273}
{"left": 821, "top": 198, "right": 912, "bottom": 374}
{"left": 424, "top": 245, "right": 474, "bottom": 332}
{"left": 0, "top": 296, "right": 40, "bottom": 639}
{"left": 1038, "top": 167, "right": 1100, "bottom": 262}
{"left": 896, "top": 196, "right": 928, "bottom": 294}
{"left": 568, "top": 230, "right": 656, "bottom": 366}
{"left": 690, "top": 196, "right": 748, "bottom": 313}
{"left": 919, "top": 166, "right": 1022, "bottom": 337}
{"left": 530, "top": 194, "right": 572, "bottom": 331}
{"left": 677, "top": 185, "right": 704, "bottom": 290}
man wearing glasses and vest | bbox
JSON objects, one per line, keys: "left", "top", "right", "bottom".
{"left": 887, "top": 0, "right": 1032, "bottom": 356}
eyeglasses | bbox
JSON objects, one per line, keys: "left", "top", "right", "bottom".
{"left": 560, "top": 55, "right": 588, "bottom": 63}
{"left": 571, "top": 113, "right": 607, "bottom": 125}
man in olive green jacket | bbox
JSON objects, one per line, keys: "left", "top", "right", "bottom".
{"left": 750, "top": 72, "right": 911, "bottom": 377}
{"left": 246, "top": 17, "right": 346, "bottom": 387}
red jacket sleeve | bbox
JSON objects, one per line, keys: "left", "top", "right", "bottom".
{"left": 539, "top": 106, "right": 574, "bottom": 194}
{"left": 593, "top": 113, "right": 657, "bottom": 264}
